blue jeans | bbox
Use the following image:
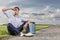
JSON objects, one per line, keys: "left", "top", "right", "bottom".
{"left": 7, "top": 22, "right": 30, "bottom": 35}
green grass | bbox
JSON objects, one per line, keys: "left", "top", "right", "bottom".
{"left": 0, "top": 24, "right": 50, "bottom": 38}
{"left": 0, "top": 25, "right": 9, "bottom": 38}
{"left": 36, "top": 25, "right": 48, "bottom": 30}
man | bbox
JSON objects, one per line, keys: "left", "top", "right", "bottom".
{"left": 2, "top": 7, "right": 33, "bottom": 36}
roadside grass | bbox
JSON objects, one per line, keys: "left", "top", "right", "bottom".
{"left": 0, "top": 25, "right": 9, "bottom": 38}
{"left": 0, "top": 24, "right": 51, "bottom": 38}
{"left": 36, "top": 25, "right": 48, "bottom": 31}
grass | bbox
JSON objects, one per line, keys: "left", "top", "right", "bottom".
{"left": 0, "top": 24, "right": 50, "bottom": 38}
{"left": 0, "top": 25, "right": 9, "bottom": 38}
{"left": 36, "top": 25, "right": 49, "bottom": 30}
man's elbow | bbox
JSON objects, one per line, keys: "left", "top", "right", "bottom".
{"left": 2, "top": 9, "right": 5, "bottom": 13}
{"left": 2, "top": 8, "right": 7, "bottom": 13}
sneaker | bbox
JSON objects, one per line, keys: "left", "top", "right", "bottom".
{"left": 20, "top": 32, "right": 24, "bottom": 36}
{"left": 24, "top": 32, "right": 34, "bottom": 37}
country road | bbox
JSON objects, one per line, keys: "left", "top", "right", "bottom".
{"left": 1, "top": 25, "right": 60, "bottom": 40}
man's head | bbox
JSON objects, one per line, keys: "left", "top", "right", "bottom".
{"left": 13, "top": 7, "right": 20, "bottom": 15}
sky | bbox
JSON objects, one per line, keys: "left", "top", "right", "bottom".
{"left": 0, "top": 0, "right": 60, "bottom": 24}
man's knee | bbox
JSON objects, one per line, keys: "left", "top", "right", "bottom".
{"left": 8, "top": 23, "right": 12, "bottom": 26}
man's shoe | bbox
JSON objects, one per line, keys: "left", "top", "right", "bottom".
{"left": 24, "top": 32, "right": 34, "bottom": 37}
{"left": 20, "top": 32, "right": 24, "bottom": 37}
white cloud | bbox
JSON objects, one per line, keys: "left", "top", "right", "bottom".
{"left": 56, "top": 9, "right": 60, "bottom": 12}
{"left": 0, "top": 0, "right": 17, "bottom": 6}
{"left": 21, "top": 7, "right": 41, "bottom": 13}
{"left": 8, "top": 0, "right": 16, "bottom": 3}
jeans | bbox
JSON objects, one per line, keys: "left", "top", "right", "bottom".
{"left": 7, "top": 22, "right": 30, "bottom": 35}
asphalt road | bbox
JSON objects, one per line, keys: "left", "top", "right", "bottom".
{"left": 1, "top": 25, "right": 60, "bottom": 40}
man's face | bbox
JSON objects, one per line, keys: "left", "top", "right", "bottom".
{"left": 13, "top": 8, "right": 19, "bottom": 15}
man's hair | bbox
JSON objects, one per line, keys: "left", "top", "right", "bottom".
{"left": 14, "top": 7, "right": 20, "bottom": 10}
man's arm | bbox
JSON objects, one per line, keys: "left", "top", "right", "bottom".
{"left": 23, "top": 20, "right": 30, "bottom": 28}
{"left": 2, "top": 8, "right": 13, "bottom": 18}
{"left": 2, "top": 8, "right": 11, "bottom": 13}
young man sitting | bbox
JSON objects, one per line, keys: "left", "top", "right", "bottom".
{"left": 2, "top": 7, "right": 33, "bottom": 36}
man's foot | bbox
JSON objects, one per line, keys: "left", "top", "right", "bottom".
{"left": 20, "top": 32, "right": 24, "bottom": 37}
{"left": 24, "top": 32, "right": 34, "bottom": 37}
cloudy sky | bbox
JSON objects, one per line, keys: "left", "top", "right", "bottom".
{"left": 0, "top": 0, "right": 60, "bottom": 24}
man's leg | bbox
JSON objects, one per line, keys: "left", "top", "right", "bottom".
{"left": 23, "top": 22, "right": 33, "bottom": 36}
{"left": 26, "top": 24, "right": 30, "bottom": 33}
{"left": 17, "top": 25, "right": 23, "bottom": 32}
{"left": 17, "top": 21, "right": 30, "bottom": 33}
{"left": 7, "top": 23, "right": 20, "bottom": 35}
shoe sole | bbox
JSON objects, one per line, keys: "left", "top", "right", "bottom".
{"left": 23, "top": 35, "right": 34, "bottom": 37}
